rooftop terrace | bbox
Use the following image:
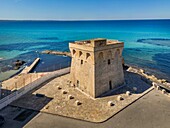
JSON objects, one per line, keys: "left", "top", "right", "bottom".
{"left": 72, "top": 38, "right": 123, "bottom": 47}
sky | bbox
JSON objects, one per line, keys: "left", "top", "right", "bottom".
{"left": 0, "top": 0, "right": 170, "bottom": 20}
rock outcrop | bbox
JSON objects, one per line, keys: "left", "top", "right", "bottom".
{"left": 42, "top": 50, "right": 71, "bottom": 57}
{"left": 13, "top": 60, "right": 26, "bottom": 70}
{"left": 126, "top": 65, "right": 170, "bottom": 90}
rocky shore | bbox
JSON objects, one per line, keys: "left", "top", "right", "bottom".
{"left": 13, "top": 60, "right": 26, "bottom": 70}
{"left": 126, "top": 65, "right": 170, "bottom": 90}
{"left": 41, "top": 50, "right": 71, "bottom": 57}
{"left": 41, "top": 50, "right": 170, "bottom": 90}
{"left": 1, "top": 50, "right": 170, "bottom": 91}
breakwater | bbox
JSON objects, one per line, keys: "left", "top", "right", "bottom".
{"left": 42, "top": 50, "right": 71, "bottom": 57}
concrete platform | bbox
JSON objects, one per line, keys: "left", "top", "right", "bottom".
{"left": 23, "top": 89, "right": 170, "bottom": 128}
{"left": 0, "top": 106, "right": 38, "bottom": 128}
{"left": 10, "top": 70, "right": 153, "bottom": 122}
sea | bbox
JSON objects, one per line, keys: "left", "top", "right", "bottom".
{"left": 0, "top": 20, "right": 170, "bottom": 81}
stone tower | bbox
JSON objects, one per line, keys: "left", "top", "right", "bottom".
{"left": 69, "top": 38, "right": 124, "bottom": 98}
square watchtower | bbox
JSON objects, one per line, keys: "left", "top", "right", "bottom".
{"left": 69, "top": 38, "right": 124, "bottom": 98}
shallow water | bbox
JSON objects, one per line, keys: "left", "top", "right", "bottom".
{"left": 0, "top": 20, "right": 170, "bottom": 81}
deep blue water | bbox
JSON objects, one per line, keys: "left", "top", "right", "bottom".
{"left": 0, "top": 20, "right": 170, "bottom": 81}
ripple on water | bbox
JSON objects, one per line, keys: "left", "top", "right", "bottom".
{"left": 152, "top": 52, "right": 170, "bottom": 76}
{"left": 137, "top": 38, "right": 170, "bottom": 47}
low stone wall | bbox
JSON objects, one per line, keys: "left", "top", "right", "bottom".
{"left": 0, "top": 67, "right": 70, "bottom": 110}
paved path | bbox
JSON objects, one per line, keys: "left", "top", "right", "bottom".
{"left": 24, "top": 89, "right": 170, "bottom": 128}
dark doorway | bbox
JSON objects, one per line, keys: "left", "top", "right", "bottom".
{"left": 81, "top": 60, "right": 83, "bottom": 64}
{"left": 77, "top": 80, "right": 79, "bottom": 87}
{"left": 109, "top": 81, "right": 112, "bottom": 90}
{"left": 108, "top": 59, "right": 111, "bottom": 65}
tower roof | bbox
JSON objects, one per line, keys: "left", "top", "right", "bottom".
{"left": 71, "top": 38, "right": 123, "bottom": 47}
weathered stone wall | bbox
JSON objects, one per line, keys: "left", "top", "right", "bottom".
{"left": 69, "top": 39, "right": 124, "bottom": 98}
{"left": 70, "top": 47, "right": 95, "bottom": 97}
{"left": 94, "top": 47, "right": 124, "bottom": 97}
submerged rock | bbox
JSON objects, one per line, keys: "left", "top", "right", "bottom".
{"left": 13, "top": 60, "right": 26, "bottom": 70}
{"left": 14, "top": 60, "right": 26, "bottom": 66}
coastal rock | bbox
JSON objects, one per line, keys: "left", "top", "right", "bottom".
{"left": 42, "top": 50, "right": 51, "bottom": 54}
{"left": 42, "top": 50, "right": 71, "bottom": 57}
{"left": 13, "top": 60, "right": 26, "bottom": 70}
{"left": 14, "top": 60, "right": 26, "bottom": 66}
{"left": 139, "top": 69, "right": 144, "bottom": 74}
{"left": 123, "top": 64, "right": 129, "bottom": 70}
{"left": 13, "top": 66, "right": 20, "bottom": 70}
{"left": 165, "top": 83, "right": 170, "bottom": 86}
{"left": 133, "top": 87, "right": 137, "bottom": 91}
{"left": 127, "top": 66, "right": 169, "bottom": 90}
{"left": 159, "top": 79, "right": 167, "bottom": 83}
{"left": 127, "top": 66, "right": 138, "bottom": 73}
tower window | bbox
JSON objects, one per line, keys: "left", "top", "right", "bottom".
{"left": 81, "top": 60, "right": 83, "bottom": 64}
{"left": 73, "top": 49, "right": 76, "bottom": 55}
{"left": 86, "top": 53, "right": 90, "bottom": 59}
{"left": 79, "top": 51, "right": 83, "bottom": 57}
{"left": 108, "top": 59, "right": 111, "bottom": 65}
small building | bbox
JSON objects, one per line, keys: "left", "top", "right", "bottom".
{"left": 69, "top": 38, "right": 124, "bottom": 98}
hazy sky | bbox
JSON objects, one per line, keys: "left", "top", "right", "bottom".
{"left": 0, "top": 0, "right": 170, "bottom": 20}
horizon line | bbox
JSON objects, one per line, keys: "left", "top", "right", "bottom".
{"left": 0, "top": 18, "right": 170, "bottom": 21}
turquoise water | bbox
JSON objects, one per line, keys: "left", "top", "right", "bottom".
{"left": 0, "top": 20, "right": 170, "bottom": 80}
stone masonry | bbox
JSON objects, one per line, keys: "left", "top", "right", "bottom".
{"left": 69, "top": 38, "right": 124, "bottom": 98}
